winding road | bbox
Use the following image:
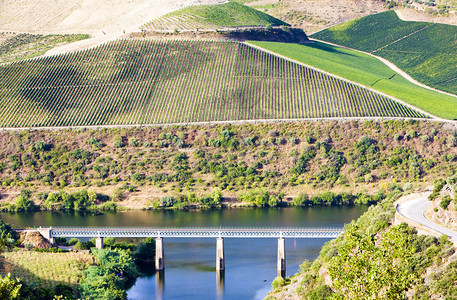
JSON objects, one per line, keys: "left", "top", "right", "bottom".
{"left": 397, "top": 195, "right": 457, "bottom": 241}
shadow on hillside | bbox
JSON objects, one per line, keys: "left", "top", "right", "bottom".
{"left": 304, "top": 41, "right": 356, "bottom": 57}
{"left": 221, "top": 28, "right": 310, "bottom": 44}
{"left": 0, "top": 250, "right": 83, "bottom": 293}
{"left": 135, "top": 28, "right": 310, "bottom": 44}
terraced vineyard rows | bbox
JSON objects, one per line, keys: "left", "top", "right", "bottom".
{"left": 311, "top": 11, "right": 457, "bottom": 95}
{"left": 0, "top": 32, "right": 89, "bottom": 64}
{"left": 0, "top": 39, "right": 427, "bottom": 128}
{"left": 141, "top": 2, "right": 288, "bottom": 32}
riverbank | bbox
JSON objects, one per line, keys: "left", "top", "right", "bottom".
{"left": 0, "top": 187, "right": 386, "bottom": 214}
{"left": 0, "top": 205, "right": 367, "bottom": 299}
{"left": 267, "top": 189, "right": 457, "bottom": 299}
{"left": 1, "top": 120, "right": 456, "bottom": 211}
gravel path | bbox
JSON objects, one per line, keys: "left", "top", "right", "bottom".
{"left": 397, "top": 195, "right": 457, "bottom": 241}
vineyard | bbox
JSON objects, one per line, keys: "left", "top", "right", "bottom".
{"left": 0, "top": 39, "right": 427, "bottom": 128}
{"left": 141, "top": 1, "right": 288, "bottom": 32}
{"left": 249, "top": 40, "right": 457, "bottom": 119}
{"left": 0, "top": 32, "right": 89, "bottom": 64}
{"left": 311, "top": 10, "right": 457, "bottom": 95}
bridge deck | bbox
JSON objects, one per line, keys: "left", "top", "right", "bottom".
{"left": 45, "top": 227, "right": 343, "bottom": 238}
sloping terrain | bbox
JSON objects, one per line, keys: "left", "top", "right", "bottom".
{"left": 142, "top": 1, "right": 288, "bottom": 32}
{"left": 243, "top": 0, "right": 386, "bottom": 34}
{"left": 250, "top": 41, "right": 457, "bottom": 119}
{"left": 0, "top": 0, "right": 224, "bottom": 35}
{"left": 0, "top": 0, "right": 225, "bottom": 56}
{"left": 0, "top": 39, "right": 426, "bottom": 128}
{"left": 0, "top": 33, "right": 89, "bottom": 64}
{"left": 311, "top": 10, "right": 457, "bottom": 95}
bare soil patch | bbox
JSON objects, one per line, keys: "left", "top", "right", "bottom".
{"left": 246, "top": 0, "right": 386, "bottom": 34}
{"left": 0, "top": 0, "right": 225, "bottom": 55}
{"left": 395, "top": 7, "right": 457, "bottom": 26}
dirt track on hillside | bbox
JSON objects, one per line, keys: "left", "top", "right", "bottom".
{"left": 0, "top": 0, "right": 225, "bottom": 55}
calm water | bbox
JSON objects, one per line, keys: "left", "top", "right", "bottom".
{"left": 0, "top": 206, "right": 367, "bottom": 300}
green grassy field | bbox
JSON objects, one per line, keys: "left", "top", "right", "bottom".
{"left": 311, "top": 10, "right": 457, "bottom": 96}
{"left": 249, "top": 40, "right": 457, "bottom": 119}
{"left": 141, "top": 1, "right": 288, "bottom": 31}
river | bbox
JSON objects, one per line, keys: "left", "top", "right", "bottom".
{"left": 0, "top": 206, "right": 367, "bottom": 300}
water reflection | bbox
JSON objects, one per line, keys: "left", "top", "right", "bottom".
{"left": 156, "top": 270, "right": 165, "bottom": 300}
{"left": 216, "top": 270, "right": 225, "bottom": 299}
{"left": 0, "top": 206, "right": 368, "bottom": 300}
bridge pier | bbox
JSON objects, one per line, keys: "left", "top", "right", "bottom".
{"left": 38, "top": 227, "right": 54, "bottom": 246}
{"left": 155, "top": 238, "right": 165, "bottom": 270}
{"left": 277, "top": 238, "right": 286, "bottom": 277}
{"left": 95, "top": 237, "right": 104, "bottom": 249}
{"left": 216, "top": 237, "right": 225, "bottom": 271}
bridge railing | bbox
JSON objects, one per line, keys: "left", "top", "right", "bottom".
{"left": 44, "top": 226, "right": 344, "bottom": 239}
{"left": 39, "top": 226, "right": 344, "bottom": 231}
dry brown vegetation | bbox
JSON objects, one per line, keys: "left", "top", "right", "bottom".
{"left": 19, "top": 231, "right": 52, "bottom": 249}
{"left": 0, "top": 120, "right": 457, "bottom": 209}
{"left": 245, "top": 0, "right": 386, "bottom": 34}
{"left": 0, "top": 249, "right": 93, "bottom": 289}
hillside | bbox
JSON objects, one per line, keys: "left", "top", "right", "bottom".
{"left": 242, "top": 0, "right": 386, "bottom": 34}
{"left": 0, "top": 0, "right": 225, "bottom": 35}
{"left": 0, "top": 33, "right": 89, "bottom": 64}
{"left": 267, "top": 193, "right": 457, "bottom": 299}
{"left": 250, "top": 40, "right": 457, "bottom": 119}
{"left": 0, "top": 39, "right": 426, "bottom": 128}
{"left": 1, "top": 120, "right": 457, "bottom": 209}
{"left": 311, "top": 10, "right": 457, "bottom": 96}
{"left": 141, "top": 1, "right": 288, "bottom": 32}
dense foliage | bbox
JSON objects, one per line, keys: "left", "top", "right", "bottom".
{"left": 0, "top": 273, "right": 21, "bottom": 299}
{"left": 80, "top": 245, "right": 148, "bottom": 300}
{"left": 0, "top": 40, "right": 425, "bottom": 128}
{"left": 1, "top": 121, "right": 457, "bottom": 208}
{"left": 0, "top": 220, "right": 17, "bottom": 248}
{"left": 267, "top": 192, "right": 456, "bottom": 299}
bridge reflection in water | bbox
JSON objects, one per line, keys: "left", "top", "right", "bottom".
{"left": 36, "top": 227, "right": 342, "bottom": 297}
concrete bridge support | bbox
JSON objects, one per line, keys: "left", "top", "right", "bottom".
{"left": 277, "top": 238, "right": 286, "bottom": 277}
{"left": 216, "top": 237, "right": 225, "bottom": 271}
{"left": 37, "top": 227, "right": 56, "bottom": 246}
{"left": 95, "top": 237, "right": 104, "bottom": 249}
{"left": 155, "top": 238, "right": 165, "bottom": 270}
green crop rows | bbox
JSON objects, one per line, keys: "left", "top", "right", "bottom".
{"left": 141, "top": 1, "right": 288, "bottom": 31}
{"left": 0, "top": 39, "right": 426, "bottom": 128}
{"left": 249, "top": 40, "right": 457, "bottom": 119}
{"left": 311, "top": 10, "right": 457, "bottom": 95}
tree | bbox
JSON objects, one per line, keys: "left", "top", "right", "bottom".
{"left": 15, "top": 192, "right": 34, "bottom": 211}
{"left": 328, "top": 224, "right": 418, "bottom": 300}
{"left": 0, "top": 273, "right": 21, "bottom": 299}
{"left": 133, "top": 238, "right": 155, "bottom": 265}
{"left": 210, "top": 188, "right": 222, "bottom": 205}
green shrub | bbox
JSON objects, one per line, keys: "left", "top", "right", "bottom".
{"left": 73, "top": 241, "right": 95, "bottom": 250}
{"left": 440, "top": 195, "right": 452, "bottom": 210}
{"left": 272, "top": 276, "right": 286, "bottom": 291}
{"left": 113, "top": 135, "right": 124, "bottom": 148}
{"left": 68, "top": 238, "right": 79, "bottom": 246}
